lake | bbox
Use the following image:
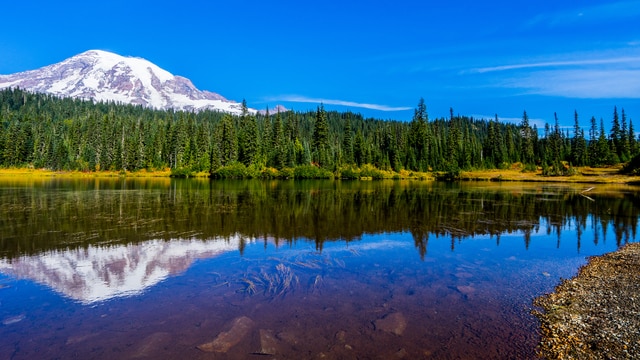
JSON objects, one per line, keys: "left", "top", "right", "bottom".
{"left": 0, "top": 178, "right": 638, "bottom": 359}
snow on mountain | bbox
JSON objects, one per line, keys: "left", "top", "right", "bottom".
{"left": 258, "top": 104, "right": 289, "bottom": 115}
{"left": 0, "top": 50, "right": 255, "bottom": 115}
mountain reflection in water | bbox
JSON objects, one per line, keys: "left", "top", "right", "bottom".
{"left": 0, "top": 178, "right": 639, "bottom": 359}
{"left": 0, "top": 237, "right": 241, "bottom": 303}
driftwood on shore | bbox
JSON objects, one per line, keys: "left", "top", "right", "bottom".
{"left": 533, "top": 243, "right": 640, "bottom": 359}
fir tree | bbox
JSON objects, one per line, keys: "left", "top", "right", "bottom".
{"left": 272, "top": 110, "right": 286, "bottom": 169}
{"left": 342, "top": 114, "right": 353, "bottom": 165}
{"left": 312, "top": 104, "right": 329, "bottom": 167}
{"left": 410, "top": 98, "right": 428, "bottom": 171}
{"left": 238, "top": 100, "right": 259, "bottom": 167}
{"left": 520, "top": 111, "right": 535, "bottom": 164}
{"left": 571, "top": 111, "right": 587, "bottom": 166}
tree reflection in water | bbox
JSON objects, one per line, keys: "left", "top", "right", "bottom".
{"left": 0, "top": 179, "right": 638, "bottom": 259}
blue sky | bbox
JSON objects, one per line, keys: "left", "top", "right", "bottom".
{"left": 1, "top": 1, "right": 639, "bottom": 128}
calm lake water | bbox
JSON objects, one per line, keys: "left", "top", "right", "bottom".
{"left": 0, "top": 178, "right": 638, "bottom": 359}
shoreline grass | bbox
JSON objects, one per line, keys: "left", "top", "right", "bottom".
{"left": 2, "top": 165, "right": 640, "bottom": 184}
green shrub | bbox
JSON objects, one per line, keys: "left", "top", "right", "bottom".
{"left": 260, "top": 167, "right": 280, "bottom": 179}
{"left": 212, "top": 162, "right": 252, "bottom": 179}
{"left": 278, "top": 167, "right": 294, "bottom": 179}
{"left": 340, "top": 166, "right": 360, "bottom": 179}
{"left": 359, "top": 164, "right": 384, "bottom": 179}
{"left": 170, "top": 167, "right": 195, "bottom": 178}
{"left": 293, "top": 165, "right": 333, "bottom": 179}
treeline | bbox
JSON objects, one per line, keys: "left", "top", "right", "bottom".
{"left": 0, "top": 88, "right": 637, "bottom": 177}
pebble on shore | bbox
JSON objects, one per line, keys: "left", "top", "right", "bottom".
{"left": 533, "top": 243, "right": 640, "bottom": 359}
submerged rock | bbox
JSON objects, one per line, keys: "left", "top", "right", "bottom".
{"left": 257, "top": 329, "right": 280, "bottom": 355}
{"left": 393, "top": 348, "right": 408, "bottom": 359}
{"left": 374, "top": 312, "right": 407, "bottom": 336}
{"left": 66, "top": 332, "right": 99, "bottom": 345}
{"left": 276, "top": 331, "right": 299, "bottom": 346}
{"left": 197, "top": 316, "right": 254, "bottom": 353}
{"left": 456, "top": 285, "right": 475, "bottom": 297}
{"left": 131, "top": 332, "right": 172, "bottom": 358}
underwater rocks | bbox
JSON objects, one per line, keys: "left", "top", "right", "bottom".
{"left": 131, "top": 332, "right": 172, "bottom": 358}
{"left": 197, "top": 316, "right": 254, "bottom": 353}
{"left": 374, "top": 312, "right": 407, "bottom": 336}
{"left": 257, "top": 329, "right": 280, "bottom": 355}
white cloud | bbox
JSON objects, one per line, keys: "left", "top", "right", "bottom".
{"left": 271, "top": 95, "right": 412, "bottom": 111}
{"left": 466, "top": 49, "right": 640, "bottom": 99}
{"left": 470, "top": 57, "right": 640, "bottom": 74}
{"left": 503, "top": 69, "right": 640, "bottom": 98}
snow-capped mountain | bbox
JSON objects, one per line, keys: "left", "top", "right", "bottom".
{"left": 0, "top": 50, "right": 254, "bottom": 115}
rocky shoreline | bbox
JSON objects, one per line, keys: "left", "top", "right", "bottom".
{"left": 533, "top": 243, "right": 640, "bottom": 359}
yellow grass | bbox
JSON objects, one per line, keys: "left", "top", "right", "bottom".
{"left": 0, "top": 168, "right": 173, "bottom": 178}
{"left": 1, "top": 166, "right": 639, "bottom": 184}
{"left": 460, "top": 166, "right": 640, "bottom": 184}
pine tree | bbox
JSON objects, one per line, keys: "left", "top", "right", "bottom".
{"left": 272, "top": 110, "right": 285, "bottom": 169}
{"left": 342, "top": 114, "right": 353, "bottom": 165}
{"left": 610, "top": 106, "right": 622, "bottom": 158}
{"left": 409, "top": 98, "right": 428, "bottom": 171}
{"left": 259, "top": 109, "right": 272, "bottom": 167}
{"left": 238, "top": 100, "right": 259, "bottom": 167}
{"left": 520, "top": 111, "right": 535, "bottom": 164}
{"left": 353, "top": 130, "right": 365, "bottom": 166}
{"left": 216, "top": 114, "right": 238, "bottom": 166}
{"left": 571, "top": 110, "right": 587, "bottom": 166}
{"left": 629, "top": 119, "right": 638, "bottom": 156}
{"left": 588, "top": 116, "right": 598, "bottom": 166}
{"left": 620, "top": 108, "right": 630, "bottom": 161}
{"left": 597, "top": 118, "right": 613, "bottom": 166}
{"left": 446, "top": 109, "right": 461, "bottom": 169}
{"left": 312, "top": 104, "right": 329, "bottom": 167}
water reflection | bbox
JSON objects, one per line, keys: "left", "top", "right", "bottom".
{"left": 0, "top": 237, "right": 241, "bottom": 303}
{"left": 1, "top": 178, "right": 639, "bottom": 359}
{"left": 1, "top": 179, "right": 639, "bottom": 259}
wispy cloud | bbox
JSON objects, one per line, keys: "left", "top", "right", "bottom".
{"left": 526, "top": 1, "right": 640, "bottom": 27}
{"left": 271, "top": 95, "right": 412, "bottom": 111}
{"left": 469, "top": 57, "right": 640, "bottom": 74}
{"left": 503, "top": 69, "right": 640, "bottom": 99}
{"left": 465, "top": 49, "right": 640, "bottom": 99}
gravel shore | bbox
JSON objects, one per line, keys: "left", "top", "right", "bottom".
{"left": 533, "top": 243, "right": 640, "bottom": 359}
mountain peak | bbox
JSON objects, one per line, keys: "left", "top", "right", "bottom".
{"left": 0, "top": 50, "right": 253, "bottom": 115}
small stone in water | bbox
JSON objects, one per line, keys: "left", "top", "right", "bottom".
{"left": 456, "top": 285, "right": 475, "bottom": 297}
{"left": 374, "top": 312, "right": 407, "bottom": 336}
{"left": 197, "top": 316, "right": 254, "bottom": 353}
{"left": 277, "top": 331, "right": 299, "bottom": 345}
{"left": 258, "top": 329, "right": 280, "bottom": 355}
{"left": 131, "top": 332, "right": 172, "bottom": 358}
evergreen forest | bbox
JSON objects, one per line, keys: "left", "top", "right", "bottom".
{"left": 0, "top": 88, "right": 637, "bottom": 178}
